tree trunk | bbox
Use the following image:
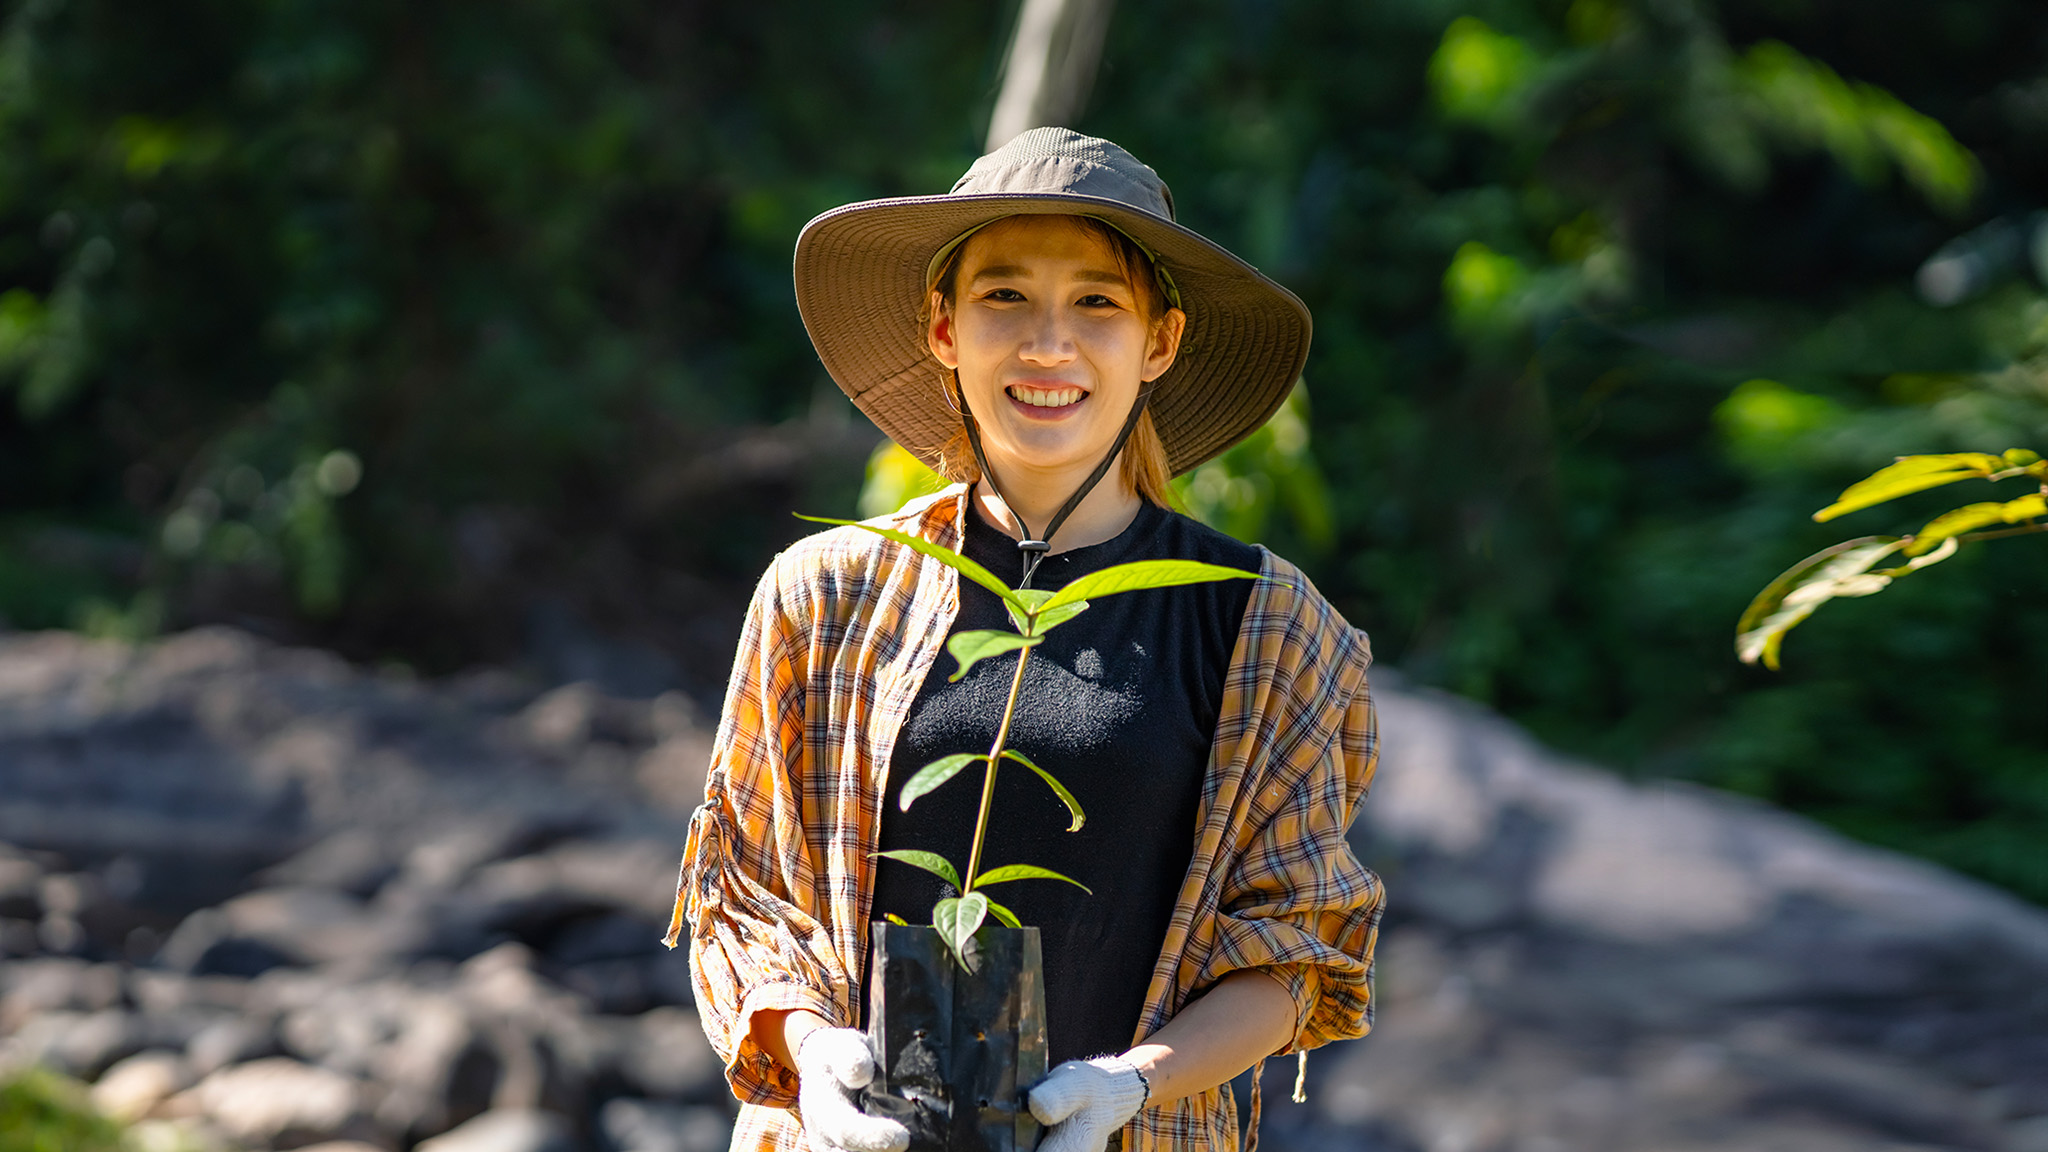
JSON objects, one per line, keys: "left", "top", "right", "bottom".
{"left": 986, "top": 0, "right": 1117, "bottom": 152}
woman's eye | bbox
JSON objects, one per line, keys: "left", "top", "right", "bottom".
{"left": 984, "top": 287, "right": 1025, "bottom": 302}
{"left": 1076, "top": 293, "right": 1119, "bottom": 308}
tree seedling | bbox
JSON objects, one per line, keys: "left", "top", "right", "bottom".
{"left": 799, "top": 514, "right": 1260, "bottom": 968}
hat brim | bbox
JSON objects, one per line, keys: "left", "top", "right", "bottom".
{"left": 793, "top": 191, "right": 1311, "bottom": 477}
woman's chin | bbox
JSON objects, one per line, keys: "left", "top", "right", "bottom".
{"left": 985, "top": 434, "right": 1117, "bottom": 477}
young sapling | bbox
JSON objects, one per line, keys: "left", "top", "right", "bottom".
{"left": 799, "top": 513, "right": 1261, "bottom": 968}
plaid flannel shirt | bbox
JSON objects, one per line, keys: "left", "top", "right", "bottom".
{"left": 666, "top": 486, "right": 1382, "bottom": 1151}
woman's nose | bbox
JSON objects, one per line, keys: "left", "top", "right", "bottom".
{"left": 1019, "top": 306, "right": 1077, "bottom": 363}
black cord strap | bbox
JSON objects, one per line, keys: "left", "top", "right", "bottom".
{"left": 954, "top": 373, "right": 1154, "bottom": 590}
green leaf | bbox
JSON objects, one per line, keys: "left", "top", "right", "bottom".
{"left": 899, "top": 753, "right": 986, "bottom": 809}
{"left": 874, "top": 849, "right": 962, "bottom": 890}
{"left": 946, "top": 629, "right": 1039, "bottom": 682}
{"left": 1002, "top": 589, "right": 1054, "bottom": 633}
{"left": 883, "top": 913, "right": 909, "bottom": 926}
{"left": 1736, "top": 537, "right": 1905, "bottom": 670}
{"left": 1004, "top": 590, "right": 1091, "bottom": 636}
{"left": 983, "top": 898, "right": 1022, "bottom": 929}
{"left": 1028, "top": 600, "right": 1091, "bottom": 635}
{"left": 1039, "top": 559, "right": 1261, "bottom": 610}
{"left": 1904, "top": 493, "right": 2048, "bottom": 554}
{"left": 973, "top": 863, "right": 1093, "bottom": 893}
{"left": 1000, "top": 749, "right": 1085, "bottom": 832}
{"left": 1811, "top": 454, "right": 2009, "bottom": 522}
{"left": 933, "top": 891, "right": 990, "bottom": 967}
{"left": 794, "top": 514, "right": 1022, "bottom": 611}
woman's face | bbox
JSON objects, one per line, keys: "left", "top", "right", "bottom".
{"left": 928, "top": 216, "right": 1184, "bottom": 482}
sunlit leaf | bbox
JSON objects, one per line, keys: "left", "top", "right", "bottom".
{"left": 898, "top": 753, "right": 986, "bottom": 809}
{"left": 999, "top": 749, "right": 1085, "bottom": 831}
{"left": 946, "top": 629, "right": 1039, "bottom": 682}
{"left": 1012, "top": 589, "right": 1056, "bottom": 611}
{"left": 1812, "top": 454, "right": 2009, "bottom": 522}
{"left": 874, "top": 849, "right": 961, "bottom": 891}
{"left": 933, "top": 891, "right": 989, "bottom": 967}
{"left": 983, "top": 898, "right": 1022, "bottom": 929}
{"left": 1039, "top": 559, "right": 1260, "bottom": 611}
{"left": 972, "top": 863, "right": 1092, "bottom": 893}
{"left": 794, "top": 514, "right": 1022, "bottom": 610}
{"left": 1004, "top": 591, "right": 1091, "bottom": 636}
{"left": 857, "top": 441, "right": 949, "bottom": 519}
{"left": 1905, "top": 494, "right": 2048, "bottom": 554}
{"left": 1736, "top": 537, "right": 1904, "bottom": 669}
{"left": 1028, "top": 600, "right": 1090, "bottom": 635}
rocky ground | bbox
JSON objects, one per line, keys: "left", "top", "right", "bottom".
{"left": 2, "top": 628, "right": 2046, "bottom": 1151}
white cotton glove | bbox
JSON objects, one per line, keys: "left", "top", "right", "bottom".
{"left": 1026, "top": 1055, "right": 1150, "bottom": 1152}
{"left": 795, "top": 1027, "right": 911, "bottom": 1152}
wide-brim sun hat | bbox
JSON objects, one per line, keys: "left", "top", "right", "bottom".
{"left": 793, "top": 127, "right": 1312, "bottom": 478}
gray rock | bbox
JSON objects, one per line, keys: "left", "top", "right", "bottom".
{"left": 0, "top": 957, "right": 124, "bottom": 1027}
{"left": 0, "top": 847, "right": 42, "bottom": 919}
{"left": 415, "top": 1107, "right": 576, "bottom": 1152}
{"left": 91, "top": 1049, "right": 193, "bottom": 1123}
{"left": 1, "top": 1007, "right": 143, "bottom": 1077}
{"left": 185, "top": 1015, "right": 280, "bottom": 1075}
{"left": 369, "top": 994, "right": 494, "bottom": 1138}
{"left": 0, "top": 917, "right": 38, "bottom": 957}
{"left": 158, "top": 908, "right": 295, "bottom": 977}
{"left": 175, "top": 1055, "right": 367, "bottom": 1147}
{"left": 599, "top": 1098, "right": 733, "bottom": 1152}
{"left": 619, "top": 1008, "right": 721, "bottom": 1101}
{"left": 258, "top": 829, "right": 397, "bottom": 897}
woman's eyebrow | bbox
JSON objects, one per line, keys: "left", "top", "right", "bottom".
{"left": 966, "top": 265, "right": 1129, "bottom": 285}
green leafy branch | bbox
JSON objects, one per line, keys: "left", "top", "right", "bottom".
{"left": 798, "top": 514, "right": 1260, "bottom": 967}
{"left": 1736, "top": 450, "right": 2048, "bottom": 669}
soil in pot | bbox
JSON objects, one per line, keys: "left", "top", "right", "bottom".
{"left": 862, "top": 922, "right": 1047, "bottom": 1152}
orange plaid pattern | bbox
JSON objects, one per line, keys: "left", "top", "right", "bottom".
{"left": 667, "top": 486, "right": 1382, "bottom": 1151}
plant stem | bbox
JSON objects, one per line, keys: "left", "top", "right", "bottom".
{"left": 964, "top": 641, "right": 1033, "bottom": 893}
{"left": 1956, "top": 522, "right": 2048, "bottom": 544}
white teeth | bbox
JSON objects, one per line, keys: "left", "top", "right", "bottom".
{"left": 1008, "top": 385, "right": 1085, "bottom": 408}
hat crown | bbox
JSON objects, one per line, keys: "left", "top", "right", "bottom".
{"left": 952, "top": 127, "right": 1177, "bottom": 222}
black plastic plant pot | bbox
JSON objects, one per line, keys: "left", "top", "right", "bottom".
{"left": 862, "top": 922, "right": 1048, "bottom": 1152}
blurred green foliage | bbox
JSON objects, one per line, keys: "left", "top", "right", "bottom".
{"left": 0, "top": 1067, "right": 123, "bottom": 1152}
{"left": 1076, "top": 0, "right": 2048, "bottom": 902}
{"left": 2, "top": 0, "right": 2047, "bottom": 898}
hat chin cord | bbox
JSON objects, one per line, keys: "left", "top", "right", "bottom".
{"left": 953, "top": 371, "right": 1155, "bottom": 591}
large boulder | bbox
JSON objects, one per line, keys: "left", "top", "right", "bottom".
{"left": 1251, "top": 674, "right": 2048, "bottom": 1152}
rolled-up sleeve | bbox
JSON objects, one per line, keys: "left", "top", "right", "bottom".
{"left": 666, "top": 554, "right": 856, "bottom": 1107}
{"left": 1205, "top": 680, "right": 1381, "bottom": 1052}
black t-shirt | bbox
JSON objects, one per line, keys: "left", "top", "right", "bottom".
{"left": 867, "top": 498, "right": 1260, "bottom": 1065}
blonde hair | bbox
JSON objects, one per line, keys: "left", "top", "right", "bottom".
{"left": 923, "top": 215, "right": 1178, "bottom": 507}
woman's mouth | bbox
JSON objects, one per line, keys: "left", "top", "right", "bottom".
{"left": 1006, "top": 384, "right": 1087, "bottom": 410}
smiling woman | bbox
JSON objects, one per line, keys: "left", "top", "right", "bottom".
{"left": 672, "top": 128, "right": 1382, "bottom": 1152}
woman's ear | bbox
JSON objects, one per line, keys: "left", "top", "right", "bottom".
{"left": 1141, "top": 307, "right": 1188, "bottom": 383}
{"left": 927, "top": 291, "right": 960, "bottom": 370}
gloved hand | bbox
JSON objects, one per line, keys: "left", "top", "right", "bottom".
{"left": 1027, "top": 1055, "right": 1150, "bottom": 1152}
{"left": 794, "top": 1027, "right": 911, "bottom": 1152}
